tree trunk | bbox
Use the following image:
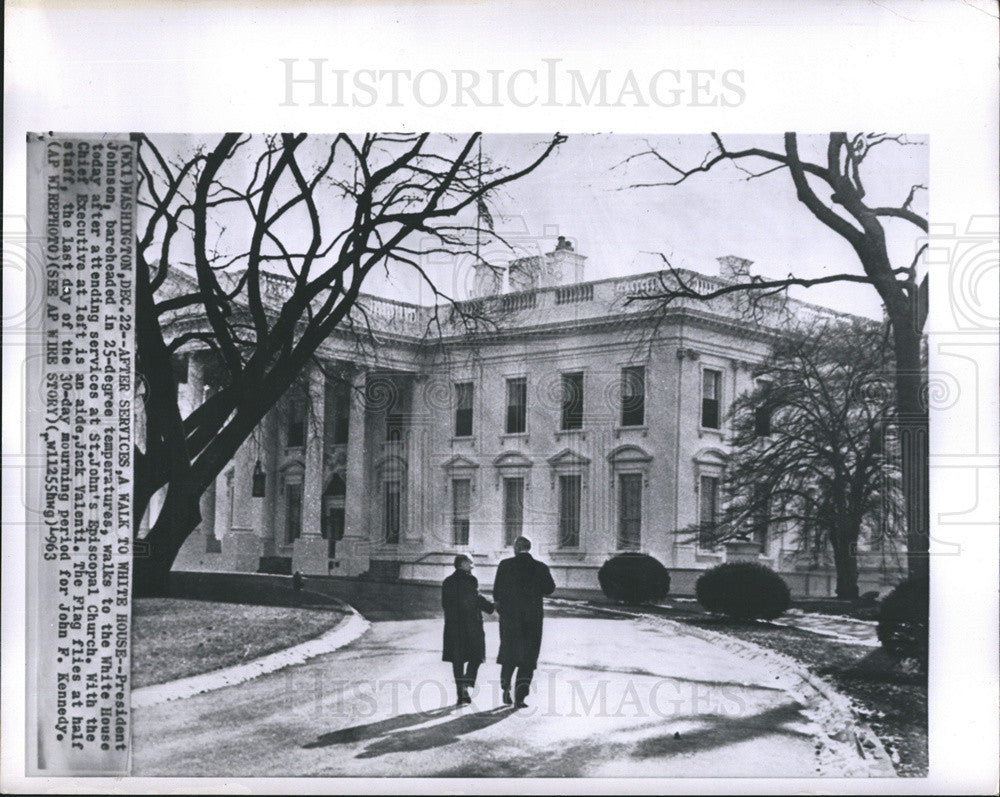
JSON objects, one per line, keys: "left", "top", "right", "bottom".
{"left": 132, "top": 488, "right": 202, "bottom": 597}
{"left": 830, "top": 532, "right": 860, "bottom": 600}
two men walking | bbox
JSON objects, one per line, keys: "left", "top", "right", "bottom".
{"left": 441, "top": 537, "right": 555, "bottom": 708}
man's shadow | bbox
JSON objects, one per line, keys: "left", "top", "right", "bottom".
{"left": 304, "top": 704, "right": 516, "bottom": 758}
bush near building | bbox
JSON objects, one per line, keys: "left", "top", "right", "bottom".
{"left": 696, "top": 562, "right": 791, "bottom": 621}
{"left": 597, "top": 553, "right": 671, "bottom": 605}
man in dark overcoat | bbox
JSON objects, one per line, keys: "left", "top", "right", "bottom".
{"left": 492, "top": 536, "right": 556, "bottom": 708}
{"left": 441, "top": 554, "right": 494, "bottom": 705}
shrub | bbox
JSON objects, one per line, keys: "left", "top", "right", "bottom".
{"left": 695, "top": 562, "right": 791, "bottom": 621}
{"left": 598, "top": 553, "right": 671, "bottom": 605}
{"left": 877, "top": 578, "right": 928, "bottom": 662}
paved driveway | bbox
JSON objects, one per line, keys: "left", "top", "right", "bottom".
{"left": 132, "top": 600, "right": 868, "bottom": 777}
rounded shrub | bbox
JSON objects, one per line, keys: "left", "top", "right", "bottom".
{"left": 598, "top": 553, "right": 671, "bottom": 605}
{"left": 695, "top": 562, "right": 791, "bottom": 621}
{"left": 877, "top": 578, "right": 928, "bottom": 662}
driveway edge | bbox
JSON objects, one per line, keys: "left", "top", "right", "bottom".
{"left": 547, "top": 597, "right": 897, "bottom": 778}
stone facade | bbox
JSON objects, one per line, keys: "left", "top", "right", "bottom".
{"left": 156, "top": 244, "right": 905, "bottom": 596}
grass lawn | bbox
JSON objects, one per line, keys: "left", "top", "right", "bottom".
{"left": 132, "top": 598, "right": 346, "bottom": 689}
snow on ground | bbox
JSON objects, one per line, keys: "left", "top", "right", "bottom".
{"left": 772, "top": 609, "right": 879, "bottom": 647}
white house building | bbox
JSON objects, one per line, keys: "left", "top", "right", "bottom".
{"left": 152, "top": 238, "right": 905, "bottom": 597}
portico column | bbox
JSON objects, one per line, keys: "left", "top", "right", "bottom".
{"left": 341, "top": 367, "right": 370, "bottom": 576}
{"left": 292, "top": 361, "right": 329, "bottom": 575}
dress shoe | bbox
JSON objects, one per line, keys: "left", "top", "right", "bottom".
{"left": 501, "top": 689, "right": 513, "bottom": 705}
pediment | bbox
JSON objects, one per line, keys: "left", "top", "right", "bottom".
{"left": 492, "top": 451, "right": 533, "bottom": 470}
{"left": 376, "top": 454, "right": 409, "bottom": 475}
{"left": 693, "top": 447, "right": 728, "bottom": 466}
{"left": 278, "top": 454, "right": 305, "bottom": 473}
{"left": 547, "top": 448, "right": 591, "bottom": 469}
{"left": 607, "top": 444, "right": 653, "bottom": 464}
{"left": 442, "top": 454, "right": 480, "bottom": 471}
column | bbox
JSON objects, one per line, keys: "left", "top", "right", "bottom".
{"left": 340, "top": 367, "right": 370, "bottom": 576}
{"left": 292, "top": 361, "right": 329, "bottom": 575}
{"left": 254, "top": 411, "right": 277, "bottom": 557}
{"left": 224, "top": 443, "right": 262, "bottom": 572}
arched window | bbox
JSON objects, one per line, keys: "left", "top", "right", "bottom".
{"left": 608, "top": 445, "right": 653, "bottom": 551}
{"left": 322, "top": 472, "right": 347, "bottom": 557}
{"left": 547, "top": 449, "right": 591, "bottom": 549}
{"left": 693, "top": 448, "right": 727, "bottom": 550}
{"left": 443, "top": 455, "right": 480, "bottom": 547}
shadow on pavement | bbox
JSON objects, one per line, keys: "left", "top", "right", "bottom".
{"left": 304, "top": 705, "right": 516, "bottom": 758}
{"left": 303, "top": 705, "right": 458, "bottom": 748}
{"left": 356, "top": 706, "right": 517, "bottom": 758}
{"left": 630, "top": 702, "right": 814, "bottom": 759}
{"left": 430, "top": 703, "right": 815, "bottom": 777}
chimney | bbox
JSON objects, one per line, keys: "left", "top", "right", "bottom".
{"left": 547, "top": 236, "right": 587, "bottom": 285}
{"left": 507, "top": 255, "right": 542, "bottom": 292}
{"left": 717, "top": 255, "right": 754, "bottom": 282}
{"left": 506, "top": 237, "right": 588, "bottom": 292}
{"left": 471, "top": 261, "right": 503, "bottom": 297}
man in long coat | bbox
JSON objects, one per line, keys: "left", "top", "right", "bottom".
{"left": 492, "top": 536, "right": 556, "bottom": 708}
{"left": 441, "top": 554, "right": 494, "bottom": 705}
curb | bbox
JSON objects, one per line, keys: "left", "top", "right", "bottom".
{"left": 131, "top": 601, "right": 370, "bottom": 708}
{"left": 546, "top": 597, "right": 897, "bottom": 777}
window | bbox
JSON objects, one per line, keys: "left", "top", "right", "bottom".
{"left": 323, "top": 476, "right": 347, "bottom": 558}
{"left": 225, "top": 469, "right": 235, "bottom": 532}
{"left": 617, "top": 473, "right": 642, "bottom": 550}
{"left": 454, "top": 382, "right": 474, "bottom": 437}
{"left": 203, "top": 482, "right": 220, "bottom": 553}
{"left": 502, "top": 476, "right": 524, "bottom": 545}
{"left": 172, "top": 353, "right": 189, "bottom": 384}
{"left": 386, "top": 413, "right": 405, "bottom": 442}
{"left": 285, "top": 481, "right": 302, "bottom": 544}
{"left": 558, "top": 474, "right": 581, "bottom": 548}
{"left": 287, "top": 404, "right": 305, "bottom": 448}
{"left": 748, "top": 484, "right": 769, "bottom": 552}
{"left": 331, "top": 384, "right": 350, "bottom": 445}
{"left": 560, "top": 371, "right": 584, "bottom": 430}
{"left": 698, "top": 475, "right": 720, "bottom": 548}
{"left": 324, "top": 507, "right": 345, "bottom": 557}
{"left": 753, "top": 381, "right": 772, "bottom": 437}
{"left": 621, "top": 366, "right": 645, "bottom": 427}
{"left": 701, "top": 369, "right": 722, "bottom": 429}
{"left": 452, "top": 478, "right": 471, "bottom": 545}
{"left": 506, "top": 377, "right": 527, "bottom": 434}
{"left": 384, "top": 479, "right": 401, "bottom": 543}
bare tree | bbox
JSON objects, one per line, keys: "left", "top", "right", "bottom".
{"left": 621, "top": 132, "right": 928, "bottom": 583}
{"left": 135, "top": 132, "right": 565, "bottom": 594}
{"left": 701, "top": 318, "right": 902, "bottom": 598}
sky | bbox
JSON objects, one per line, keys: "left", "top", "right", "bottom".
{"left": 363, "top": 132, "right": 928, "bottom": 320}
{"left": 151, "top": 132, "right": 929, "bottom": 321}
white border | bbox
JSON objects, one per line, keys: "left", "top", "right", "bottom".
{"left": 4, "top": 0, "right": 998, "bottom": 793}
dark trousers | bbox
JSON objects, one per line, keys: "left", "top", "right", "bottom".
{"left": 500, "top": 663, "right": 535, "bottom": 703}
{"left": 451, "top": 661, "right": 481, "bottom": 691}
